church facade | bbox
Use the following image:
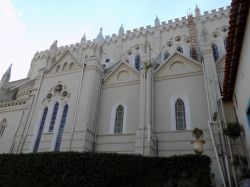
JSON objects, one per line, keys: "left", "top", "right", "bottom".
{"left": 0, "top": 5, "right": 233, "bottom": 186}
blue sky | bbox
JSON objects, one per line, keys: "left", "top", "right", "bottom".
{"left": 0, "top": 0, "right": 230, "bottom": 81}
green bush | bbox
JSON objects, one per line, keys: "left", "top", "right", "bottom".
{"left": 0, "top": 152, "right": 211, "bottom": 187}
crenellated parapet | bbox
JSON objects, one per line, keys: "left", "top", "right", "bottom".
{"left": 32, "top": 6, "right": 230, "bottom": 59}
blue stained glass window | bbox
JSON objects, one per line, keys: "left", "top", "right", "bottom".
{"left": 49, "top": 102, "right": 59, "bottom": 132}
{"left": 55, "top": 105, "right": 68, "bottom": 151}
{"left": 212, "top": 43, "right": 219, "bottom": 62}
{"left": 135, "top": 55, "right": 141, "bottom": 71}
{"left": 33, "top": 107, "right": 48, "bottom": 153}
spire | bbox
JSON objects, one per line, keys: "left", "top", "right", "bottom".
{"left": 95, "top": 27, "right": 104, "bottom": 46}
{"left": 118, "top": 24, "right": 124, "bottom": 36}
{"left": 195, "top": 4, "right": 201, "bottom": 17}
{"left": 81, "top": 33, "right": 86, "bottom": 44}
{"left": 154, "top": 15, "right": 160, "bottom": 27}
{"left": 1, "top": 64, "right": 12, "bottom": 83}
{"left": 49, "top": 40, "right": 58, "bottom": 60}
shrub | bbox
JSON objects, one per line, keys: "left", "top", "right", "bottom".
{"left": 0, "top": 152, "right": 211, "bottom": 187}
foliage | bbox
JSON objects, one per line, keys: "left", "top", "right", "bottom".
{"left": 0, "top": 152, "right": 212, "bottom": 187}
{"left": 192, "top": 128, "right": 204, "bottom": 139}
{"left": 223, "top": 122, "right": 242, "bottom": 141}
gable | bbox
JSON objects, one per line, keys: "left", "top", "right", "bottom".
{"left": 104, "top": 62, "right": 140, "bottom": 86}
{"left": 47, "top": 51, "right": 80, "bottom": 74}
{"left": 155, "top": 53, "right": 202, "bottom": 78}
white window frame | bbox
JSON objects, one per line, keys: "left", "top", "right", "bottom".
{"left": 170, "top": 94, "right": 191, "bottom": 131}
{"left": 110, "top": 102, "right": 127, "bottom": 134}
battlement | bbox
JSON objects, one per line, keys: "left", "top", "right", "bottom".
{"left": 33, "top": 5, "right": 230, "bottom": 59}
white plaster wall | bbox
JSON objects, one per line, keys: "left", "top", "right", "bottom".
{"left": 0, "top": 109, "right": 25, "bottom": 153}
{"left": 234, "top": 6, "right": 250, "bottom": 156}
{"left": 23, "top": 70, "right": 82, "bottom": 152}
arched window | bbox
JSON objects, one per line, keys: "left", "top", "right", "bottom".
{"left": 176, "top": 47, "right": 183, "bottom": 53}
{"left": 0, "top": 119, "right": 7, "bottom": 137}
{"left": 114, "top": 105, "right": 124, "bottom": 134}
{"left": 56, "top": 65, "right": 60, "bottom": 72}
{"left": 49, "top": 102, "right": 59, "bottom": 132}
{"left": 211, "top": 43, "right": 219, "bottom": 62}
{"left": 55, "top": 104, "right": 68, "bottom": 151}
{"left": 164, "top": 51, "right": 170, "bottom": 61}
{"left": 62, "top": 63, "right": 67, "bottom": 71}
{"left": 33, "top": 107, "right": 48, "bottom": 153}
{"left": 175, "top": 99, "right": 186, "bottom": 130}
{"left": 224, "top": 38, "right": 227, "bottom": 50}
{"left": 190, "top": 48, "right": 198, "bottom": 61}
{"left": 69, "top": 62, "right": 74, "bottom": 70}
{"left": 135, "top": 55, "right": 141, "bottom": 71}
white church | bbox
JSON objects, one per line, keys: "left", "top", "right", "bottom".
{"left": 1, "top": 3, "right": 250, "bottom": 186}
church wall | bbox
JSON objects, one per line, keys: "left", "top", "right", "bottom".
{"left": 22, "top": 70, "right": 82, "bottom": 152}
{"left": 234, "top": 7, "right": 250, "bottom": 157}
{"left": 96, "top": 82, "right": 140, "bottom": 153}
{"left": 0, "top": 108, "right": 26, "bottom": 153}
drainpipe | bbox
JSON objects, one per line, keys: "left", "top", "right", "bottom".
{"left": 219, "top": 98, "right": 238, "bottom": 187}
{"left": 69, "top": 62, "right": 86, "bottom": 151}
{"left": 10, "top": 110, "right": 24, "bottom": 153}
{"left": 19, "top": 71, "right": 44, "bottom": 152}
{"left": 201, "top": 58, "right": 226, "bottom": 186}
{"left": 92, "top": 78, "right": 103, "bottom": 152}
{"left": 208, "top": 120, "right": 226, "bottom": 187}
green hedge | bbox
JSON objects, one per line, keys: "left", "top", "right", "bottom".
{"left": 0, "top": 152, "right": 211, "bottom": 187}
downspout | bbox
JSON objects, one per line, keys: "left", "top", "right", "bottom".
{"left": 92, "top": 78, "right": 103, "bottom": 152}
{"left": 69, "top": 50, "right": 86, "bottom": 151}
{"left": 219, "top": 99, "right": 238, "bottom": 187}
{"left": 208, "top": 120, "right": 226, "bottom": 187}
{"left": 10, "top": 110, "right": 24, "bottom": 153}
{"left": 19, "top": 72, "right": 44, "bottom": 152}
{"left": 201, "top": 58, "right": 226, "bottom": 186}
{"left": 208, "top": 57, "right": 232, "bottom": 187}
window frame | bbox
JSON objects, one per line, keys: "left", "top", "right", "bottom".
{"left": 54, "top": 104, "right": 69, "bottom": 151}
{"left": 33, "top": 107, "right": 48, "bottom": 153}
{"left": 175, "top": 99, "right": 186, "bottom": 130}
{"left": 170, "top": 94, "right": 191, "bottom": 131}
{"left": 110, "top": 102, "right": 127, "bottom": 134}
{"left": 134, "top": 54, "right": 141, "bottom": 71}
{"left": 211, "top": 43, "right": 219, "bottom": 62}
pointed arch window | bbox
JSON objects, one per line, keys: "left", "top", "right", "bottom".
{"left": 33, "top": 107, "right": 48, "bottom": 153}
{"left": 69, "top": 62, "right": 74, "bottom": 70}
{"left": 114, "top": 105, "right": 124, "bottom": 134}
{"left": 49, "top": 102, "right": 59, "bottom": 132}
{"left": 212, "top": 43, "right": 219, "bottom": 62}
{"left": 135, "top": 55, "right": 141, "bottom": 71}
{"left": 56, "top": 65, "right": 60, "bottom": 72}
{"left": 164, "top": 51, "right": 170, "bottom": 61}
{"left": 190, "top": 48, "right": 198, "bottom": 61}
{"left": 55, "top": 104, "right": 68, "bottom": 151}
{"left": 0, "top": 119, "right": 7, "bottom": 137}
{"left": 177, "top": 47, "right": 183, "bottom": 53}
{"left": 62, "top": 63, "right": 67, "bottom": 71}
{"left": 175, "top": 99, "right": 186, "bottom": 130}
